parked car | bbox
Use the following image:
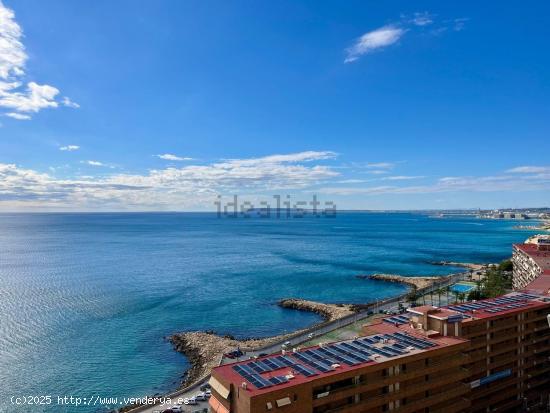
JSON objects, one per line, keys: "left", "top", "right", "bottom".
{"left": 199, "top": 383, "right": 211, "bottom": 391}
{"left": 184, "top": 397, "right": 197, "bottom": 405}
{"left": 171, "top": 406, "right": 183, "bottom": 413}
{"left": 204, "top": 390, "right": 211, "bottom": 397}
{"left": 224, "top": 349, "right": 244, "bottom": 359}
{"left": 195, "top": 392, "right": 207, "bottom": 401}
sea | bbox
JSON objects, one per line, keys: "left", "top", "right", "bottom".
{"left": 0, "top": 212, "right": 538, "bottom": 412}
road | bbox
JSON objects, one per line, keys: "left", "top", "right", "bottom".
{"left": 128, "top": 271, "right": 468, "bottom": 413}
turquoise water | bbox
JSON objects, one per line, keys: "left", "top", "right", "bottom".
{"left": 451, "top": 283, "right": 476, "bottom": 293}
{"left": 0, "top": 212, "right": 536, "bottom": 412}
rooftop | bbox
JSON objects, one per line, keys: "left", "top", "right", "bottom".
{"left": 213, "top": 327, "right": 465, "bottom": 397}
{"left": 420, "top": 292, "right": 550, "bottom": 321}
{"left": 514, "top": 243, "right": 550, "bottom": 271}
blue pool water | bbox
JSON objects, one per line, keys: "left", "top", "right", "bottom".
{"left": 451, "top": 283, "right": 476, "bottom": 293}
{"left": 0, "top": 212, "right": 537, "bottom": 412}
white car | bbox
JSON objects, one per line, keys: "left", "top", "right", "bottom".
{"left": 204, "top": 389, "right": 211, "bottom": 397}
{"left": 170, "top": 406, "right": 183, "bottom": 413}
{"left": 184, "top": 397, "right": 197, "bottom": 405}
{"left": 195, "top": 392, "right": 207, "bottom": 401}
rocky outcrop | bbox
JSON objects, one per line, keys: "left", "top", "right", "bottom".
{"left": 361, "top": 273, "right": 443, "bottom": 290}
{"left": 169, "top": 299, "right": 357, "bottom": 390}
{"left": 278, "top": 298, "right": 356, "bottom": 321}
{"left": 429, "top": 261, "right": 486, "bottom": 271}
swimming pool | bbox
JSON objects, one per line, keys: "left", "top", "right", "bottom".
{"left": 451, "top": 283, "right": 475, "bottom": 293}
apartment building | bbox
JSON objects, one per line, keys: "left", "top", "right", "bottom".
{"left": 407, "top": 292, "right": 550, "bottom": 412}
{"left": 209, "top": 292, "right": 550, "bottom": 413}
{"left": 512, "top": 240, "right": 550, "bottom": 291}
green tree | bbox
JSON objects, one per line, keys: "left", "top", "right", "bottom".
{"left": 407, "top": 285, "right": 419, "bottom": 307}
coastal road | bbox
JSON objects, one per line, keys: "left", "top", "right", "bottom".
{"left": 129, "top": 270, "right": 469, "bottom": 413}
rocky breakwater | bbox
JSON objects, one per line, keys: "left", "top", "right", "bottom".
{"left": 169, "top": 331, "right": 280, "bottom": 388}
{"left": 169, "top": 299, "right": 357, "bottom": 389}
{"left": 358, "top": 273, "right": 443, "bottom": 289}
{"left": 277, "top": 298, "right": 357, "bottom": 321}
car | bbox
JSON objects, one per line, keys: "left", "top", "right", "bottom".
{"left": 195, "top": 392, "right": 207, "bottom": 401}
{"left": 199, "top": 383, "right": 211, "bottom": 391}
{"left": 171, "top": 406, "right": 183, "bottom": 413}
{"left": 258, "top": 352, "right": 268, "bottom": 357}
{"left": 307, "top": 333, "right": 314, "bottom": 339}
{"left": 184, "top": 397, "right": 197, "bottom": 405}
{"left": 204, "top": 390, "right": 211, "bottom": 397}
{"left": 161, "top": 409, "right": 173, "bottom": 413}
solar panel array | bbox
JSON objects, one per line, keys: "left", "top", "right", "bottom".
{"left": 383, "top": 313, "right": 411, "bottom": 325}
{"left": 231, "top": 332, "right": 438, "bottom": 389}
{"left": 447, "top": 293, "right": 539, "bottom": 315}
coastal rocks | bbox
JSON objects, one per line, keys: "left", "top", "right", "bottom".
{"left": 361, "top": 273, "right": 442, "bottom": 290}
{"left": 429, "top": 261, "right": 486, "bottom": 271}
{"left": 169, "top": 298, "right": 358, "bottom": 390}
{"left": 278, "top": 298, "right": 356, "bottom": 321}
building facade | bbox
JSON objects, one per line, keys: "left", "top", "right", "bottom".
{"left": 210, "top": 292, "right": 550, "bottom": 413}
{"left": 512, "top": 241, "right": 550, "bottom": 291}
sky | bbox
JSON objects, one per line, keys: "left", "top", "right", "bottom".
{"left": 0, "top": 0, "right": 549, "bottom": 211}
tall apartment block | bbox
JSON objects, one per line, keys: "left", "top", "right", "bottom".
{"left": 512, "top": 237, "right": 550, "bottom": 292}
{"left": 209, "top": 291, "right": 550, "bottom": 413}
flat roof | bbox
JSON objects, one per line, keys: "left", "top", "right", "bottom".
{"left": 514, "top": 243, "right": 550, "bottom": 271}
{"left": 524, "top": 272, "right": 550, "bottom": 296}
{"left": 212, "top": 327, "right": 465, "bottom": 397}
{"left": 409, "top": 292, "right": 550, "bottom": 321}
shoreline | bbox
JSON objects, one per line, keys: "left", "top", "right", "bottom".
{"left": 168, "top": 299, "right": 358, "bottom": 389}
{"left": 165, "top": 264, "right": 481, "bottom": 390}
{"left": 122, "top": 260, "right": 488, "bottom": 412}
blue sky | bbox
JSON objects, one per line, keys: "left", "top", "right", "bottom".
{"left": 0, "top": 0, "right": 549, "bottom": 211}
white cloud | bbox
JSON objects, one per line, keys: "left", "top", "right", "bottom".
{"left": 84, "top": 160, "right": 104, "bottom": 166}
{"left": 318, "top": 173, "right": 550, "bottom": 196}
{"left": 0, "top": 2, "right": 78, "bottom": 120}
{"left": 4, "top": 111, "right": 29, "bottom": 120}
{"left": 453, "top": 18, "right": 469, "bottom": 31}
{"left": 60, "top": 145, "right": 80, "bottom": 152}
{"left": 0, "top": 81, "right": 59, "bottom": 112}
{"left": 62, "top": 96, "right": 80, "bottom": 108}
{"left": 410, "top": 12, "right": 434, "bottom": 26}
{"left": 506, "top": 166, "right": 550, "bottom": 174}
{"left": 156, "top": 154, "right": 194, "bottom": 161}
{"left": 366, "top": 162, "right": 395, "bottom": 169}
{"left": 344, "top": 26, "right": 406, "bottom": 63}
{"left": 382, "top": 175, "right": 424, "bottom": 181}
{"left": 0, "top": 2, "right": 25, "bottom": 79}
{"left": 0, "top": 152, "right": 339, "bottom": 210}
{"left": 335, "top": 179, "right": 368, "bottom": 184}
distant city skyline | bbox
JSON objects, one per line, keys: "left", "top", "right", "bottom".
{"left": 0, "top": 0, "right": 549, "bottom": 211}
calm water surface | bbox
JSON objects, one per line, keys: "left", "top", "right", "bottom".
{"left": 0, "top": 212, "right": 536, "bottom": 412}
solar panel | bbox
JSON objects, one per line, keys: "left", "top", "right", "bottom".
{"left": 268, "top": 375, "right": 289, "bottom": 385}
{"left": 292, "top": 364, "right": 318, "bottom": 377}
{"left": 331, "top": 343, "right": 371, "bottom": 363}
{"left": 341, "top": 341, "right": 373, "bottom": 357}
{"left": 292, "top": 352, "right": 333, "bottom": 373}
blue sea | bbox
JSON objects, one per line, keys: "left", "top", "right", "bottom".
{"left": 0, "top": 212, "right": 537, "bottom": 412}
